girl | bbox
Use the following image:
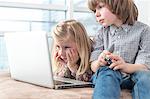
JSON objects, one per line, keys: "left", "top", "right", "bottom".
{"left": 51, "top": 20, "right": 93, "bottom": 82}
{"left": 88, "top": 0, "right": 150, "bottom": 99}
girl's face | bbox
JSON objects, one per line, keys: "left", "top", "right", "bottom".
{"left": 95, "top": 2, "right": 122, "bottom": 27}
{"left": 54, "top": 38, "right": 77, "bottom": 64}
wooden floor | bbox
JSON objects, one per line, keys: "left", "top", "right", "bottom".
{"left": 0, "top": 71, "right": 132, "bottom": 99}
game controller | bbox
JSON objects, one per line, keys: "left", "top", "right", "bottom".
{"left": 104, "top": 44, "right": 114, "bottom": 66}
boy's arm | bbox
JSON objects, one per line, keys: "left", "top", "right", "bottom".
{"left": 91, "top": 49, "right": 112, "bottom": 72}
{"left": 90, "top": 27, "right": 105, "bottom": 72}
{"left": 109, "top": 54, "right": 148, "bottom": 74}
{"left": 134, "top": 26, "right": 150, "bottom": 70}
{"left": 122, "top": 63, "right": 148, "bottom": 74}
{"left": 91, "top": 60, "right": 101, "bottom": 72}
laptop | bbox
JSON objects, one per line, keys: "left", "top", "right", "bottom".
{"left": 4, "top": 31, "right": 92, "bottom": 89}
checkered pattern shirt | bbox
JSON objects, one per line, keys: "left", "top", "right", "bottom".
{"left": 90, "top": 21, "right": 150, "bottom": 69}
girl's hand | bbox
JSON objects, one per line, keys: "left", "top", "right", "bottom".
{"left": 54, "top": 51, "right": 66, "bottom": 66}
{"left": 66, "top": 48, "right": 79, "bottom": 73}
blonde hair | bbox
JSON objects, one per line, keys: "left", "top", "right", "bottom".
{"left": 88, "top": 0, "right": 138, "bottom": 25}
{"left": 51, "top": 20, "right": 92, "bottom": 75}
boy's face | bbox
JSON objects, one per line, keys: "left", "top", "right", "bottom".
{"left": 94, "top": 2, "right": 122, "bottom": 27}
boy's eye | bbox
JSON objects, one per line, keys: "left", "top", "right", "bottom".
{"left": 97, "top": 4, "right": 105, "bottom": 10}
{"left": 98, "top": 5, "right": 102, "bottom": 9}
{"left": 94, "top": 5, "right": 104, "bottom": 13}
{"left": 93, "top": 10, "right": 96, "bottom": 13}
{"left": 98, "top": 5, "right": 104, "bottom": 9}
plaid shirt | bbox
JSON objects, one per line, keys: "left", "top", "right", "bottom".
{"left": 90, "top": 21, "right": 150, "bottom": 69}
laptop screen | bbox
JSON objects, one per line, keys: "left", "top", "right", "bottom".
{"left": 4, "top": 31, "right": 55, "bottom": 88}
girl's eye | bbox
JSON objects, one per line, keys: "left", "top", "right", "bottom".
{"left": 65, "top": 46, "right": 70, "bottom": 49}
{"left": 56, "top": 46, "right": 60, "bottom": 50}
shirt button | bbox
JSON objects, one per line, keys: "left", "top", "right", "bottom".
{"left": 125, "top": 29, "right": 128, "bottom": 32}
{"left": 116, "top": 51, "right": 119, "bottom": 54}
{"left": 112, "top": 40, "right": 115, "bottom": 42}
{"left": 117, "top": 36, "right": 120, "bottom": 39}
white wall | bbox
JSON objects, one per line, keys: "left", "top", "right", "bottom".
{"left": 134, "top": 0, "right": 150, "bottom": 26}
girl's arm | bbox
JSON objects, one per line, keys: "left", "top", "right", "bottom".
{"left": 76, "top": 68, "right": 93, "bottom": 82}
{"left": 66, "top": 48, "right": 79, "bottom": 74}
{"left": 54, "top": 65, "right": 76, "bottom": 79}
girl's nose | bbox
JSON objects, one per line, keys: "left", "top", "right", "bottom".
{"left": 58, "top": 49, "right": 65, "bottom": 57}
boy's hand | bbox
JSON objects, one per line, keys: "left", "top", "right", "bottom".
{"left": 97, "top": 50, "right": 112, "bottom": 66}
{"left": 91, "top": 50, "right": 112, "bottom": 72}
{"left": 108, "top": 54, "right": 128, "bottom": 72}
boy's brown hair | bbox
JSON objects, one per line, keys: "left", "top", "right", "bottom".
{"left": 88, "top": 0, "right": 138, "bottom": 25}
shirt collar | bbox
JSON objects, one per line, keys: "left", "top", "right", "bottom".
{"left": 121, "top": 24, "right": 132, "bottom": 32}
{"left": 109, "top": 25, "right": 117, "bottom": 36}
{"left": 109, "top": 24, "right": 132, "bottom": 36}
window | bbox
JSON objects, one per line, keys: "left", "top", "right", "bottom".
{"left": 0, "top": 0, "right": 65, "bottom": 5}
{"left": 0, "top": 0, "right": 99, "bottom": 70}
{"left": 0, "top": 0, "right": 66, "bottom": 70}
{"left": 74, "top": 12, "right": 101, "bottom": 36}
{"left": 134, "top": 0, "right": 150, "bottom": 26}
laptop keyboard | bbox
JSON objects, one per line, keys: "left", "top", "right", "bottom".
{"left": 54, "top": 80, "right": 72, "bottom": 85}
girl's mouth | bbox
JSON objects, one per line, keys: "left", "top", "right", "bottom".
{"left": 59, "top": 57, "right": 67, "bottom": 63}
